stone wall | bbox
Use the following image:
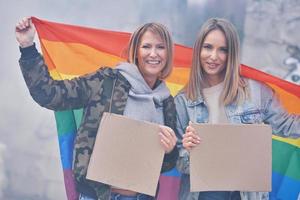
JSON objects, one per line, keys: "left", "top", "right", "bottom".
{"left": 242, "top": 0, "right": 300, "bottom": 84}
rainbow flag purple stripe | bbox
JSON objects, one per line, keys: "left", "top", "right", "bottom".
{"left": 32, "top": 17, "right": 300, "bottom": 200}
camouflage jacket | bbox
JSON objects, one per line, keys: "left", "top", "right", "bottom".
{"left": 19, "top": 47, "right": 178, "bottom": 200}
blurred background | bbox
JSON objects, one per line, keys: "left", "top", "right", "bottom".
{"left": 0, "top": 0, "right": 299, "bottom": 199}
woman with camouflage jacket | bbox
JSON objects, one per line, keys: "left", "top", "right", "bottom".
{"left": 16, "top": 17, "right": 179, "bottom": 200}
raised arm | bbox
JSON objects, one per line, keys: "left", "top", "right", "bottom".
{"left": 16, "top": 17, "right": 101, "bottom": 110}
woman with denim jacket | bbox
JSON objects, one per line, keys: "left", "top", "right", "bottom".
{"left": 16, "top": 17, "right": 178, "bottom": 200}
{"left": 175, "top": 18, "right": 300, "bottom": 200}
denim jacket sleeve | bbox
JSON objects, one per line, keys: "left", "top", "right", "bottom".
{"left": 19, "top": 48, "right": 105, "bottom": 111}
{"left": 260, "top": 82, "right": 300, "bottom": 138}
{"left": 174, "top": 93, "right": 191, "bottom": 174}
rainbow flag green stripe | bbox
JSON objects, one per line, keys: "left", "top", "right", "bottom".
{"left": 272, "top": 139, "right": 300, "bottom": 180}
{"left": 54, "top": 110, "right": 77, "bottom": 136}
{"left": 32, "top": 17, "right": 300, "bottom": 200}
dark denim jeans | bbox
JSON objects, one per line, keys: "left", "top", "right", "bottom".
{"left": 198, "top": 191, "right": 241, "bottom": 200}
{"left": 79, "top": 193, "right": 154, "bottom": 200}
{"left": 110, "top": 193, "right": 153, "bottom": 200}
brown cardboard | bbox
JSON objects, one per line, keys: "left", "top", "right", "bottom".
{"left": 190, "top": 123, "right": 272, "bottom": 192}
{"left": 86, "top": 112, "right": 164, "bottom": 196}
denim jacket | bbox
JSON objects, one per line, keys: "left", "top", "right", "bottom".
{"left": 174, "top": 79, "right": 300, "bottom": 200}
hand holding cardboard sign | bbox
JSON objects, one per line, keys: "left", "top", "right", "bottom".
{"left": 159, "top": 125, "right": 177, "bottom": 153}
{"left": 182, "top": 121, "right": 201, "bottom": 151}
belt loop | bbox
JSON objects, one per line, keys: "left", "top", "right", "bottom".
{"left": 136, "top": 193, "right": 143, "bottom": 200}
{"left": 112, "top": 193, "right": 120, "bottom": 200}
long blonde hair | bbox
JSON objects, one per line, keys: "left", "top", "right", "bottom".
{"left": 126, "top": 22, "right": 173, "bottom": 79}
{"left": 185, "top": 18, "right": 247, "bottom": 105}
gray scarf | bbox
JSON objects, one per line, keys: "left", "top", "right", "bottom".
{"left": 116, "top": 63, "right": 170, "bottom": 125}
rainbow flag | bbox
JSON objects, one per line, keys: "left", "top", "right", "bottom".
{"left": 31, "top": 17, "right": 300, "bottom": 200}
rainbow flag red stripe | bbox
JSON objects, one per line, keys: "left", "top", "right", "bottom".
{"left": 32, "top": 17, "right": 300, "bottom": 200}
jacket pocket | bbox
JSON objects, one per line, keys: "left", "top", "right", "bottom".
{"left": 239, "top": 110, "right": 263, "bottom": 124}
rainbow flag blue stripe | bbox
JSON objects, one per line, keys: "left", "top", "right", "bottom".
{"left": 32, "top": 17, "right": 300, "bottom": 200}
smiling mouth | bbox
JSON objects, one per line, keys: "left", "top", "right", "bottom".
{"left": 146, "top": 60, "right": 161, "bottom": 65}
{"left": 206, "top": 63, "right": 219, "bottom": 68}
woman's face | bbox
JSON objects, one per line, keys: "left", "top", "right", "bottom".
{"left": 137, "top": 30, "right": 167, "bottom": 88}
{"left": 200, "top": 29, "right": 228, "bottom": 86}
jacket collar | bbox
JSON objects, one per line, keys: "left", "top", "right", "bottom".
{"left": 187, "top": 94, "right": 205, "bottom": 107}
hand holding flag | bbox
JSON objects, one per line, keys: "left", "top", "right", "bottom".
{"left": 15, "top": 17, "right": 36, "bottom": 48}
{"left": 17, "top": 17, "right": 300, "bottom": 200}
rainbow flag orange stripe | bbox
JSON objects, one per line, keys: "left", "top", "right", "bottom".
{"left": 31, "top": 17, "right": 300, "bottom": 200}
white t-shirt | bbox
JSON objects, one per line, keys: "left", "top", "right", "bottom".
{"left": 202, "top": 82, "right": 228, "bottom": 124}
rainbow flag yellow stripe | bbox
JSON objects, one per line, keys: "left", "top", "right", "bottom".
{"left": 32, "top": 17, "right": 300, "bottom": 200}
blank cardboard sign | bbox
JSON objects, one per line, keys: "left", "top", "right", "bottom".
{"left": 86, "top": 112, "right": 164, "bottom": 196}
{"left": 190, "top": 123, "right": 272, "bottom": 192}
